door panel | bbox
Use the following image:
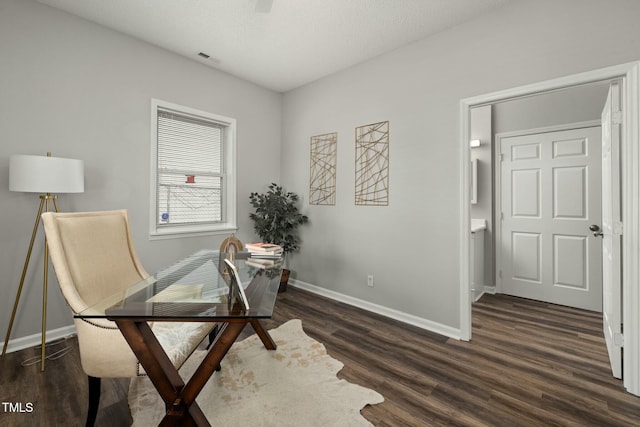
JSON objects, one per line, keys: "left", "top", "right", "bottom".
{"left": 512, "top": 169, "right": 540, "bottom": 217}
{"left": 601, "top": 81, "right": 623, "bottom": 379}
{"left": 553, "top": 166, "right": 586, "bottom": 218}
{"left": 553, "top": 235, "right": 586, "bottom": 289}
{"left": 511, "top": 232, "right": 541, "bottom": 282}
{"left": 500, "top": 126, "right": 602, "bottom": 311}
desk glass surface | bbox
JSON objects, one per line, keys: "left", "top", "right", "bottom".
{"left": 76, "top": 250, "right": 282, "bottom": 321}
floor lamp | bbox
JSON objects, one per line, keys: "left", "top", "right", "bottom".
{"left": 2, "top": 153, "right": 84, "bottom": 371}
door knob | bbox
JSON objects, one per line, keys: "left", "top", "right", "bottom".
{"left": 589, "top": 224, "right": 604, "bottom": 237}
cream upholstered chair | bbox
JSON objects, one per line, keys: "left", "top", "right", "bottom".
{"left": 41, "top": 210, "right": 215, "bottom": 426}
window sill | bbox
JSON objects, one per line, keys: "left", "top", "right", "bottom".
{"left": 149, "top": 223, "right": 238, "bottom": 241}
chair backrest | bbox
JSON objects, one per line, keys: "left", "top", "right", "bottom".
{"left": 42, "top": 210, "right": 148, "bottom": 313}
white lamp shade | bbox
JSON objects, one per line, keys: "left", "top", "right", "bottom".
{"left": 10, "top": 154, "right": 84, "bottom": 193}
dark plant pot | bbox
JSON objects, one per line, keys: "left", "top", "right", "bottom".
{"left": 279, "top": 268, "right": 290, "bottom": 293}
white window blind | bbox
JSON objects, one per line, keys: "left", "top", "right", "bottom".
{"left": 150, "top": 99, "right": 236, "bottom": 239}
{"left": 156, "top": 109, "right": 224, "bottom": 227}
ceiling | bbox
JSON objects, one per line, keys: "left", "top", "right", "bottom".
{"left": 38, "top": 0, "right": 512, "bottom": 93}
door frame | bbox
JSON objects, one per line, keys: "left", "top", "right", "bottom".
{"left": 459, "top": 61, "right": 640, "bottom": 396}
{"left": 494, "top": 120, "right": 601, "bottom": 298}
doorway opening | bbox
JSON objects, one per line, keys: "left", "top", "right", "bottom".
{"left": 481, "top": 82, "right": 609, "bottom": 310}
{"left": 459, "top": 61, "right": 640, "bottom": 396}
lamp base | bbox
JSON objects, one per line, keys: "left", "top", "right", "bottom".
{"left": 2, "top": 194, "right": 59, "bottom": 372}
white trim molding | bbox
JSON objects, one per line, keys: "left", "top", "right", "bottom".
{"left": 1, "top": 325, "right": 76, "bottom": 355}
{"left": 622, "top": 62, "right": 640, "bottom": 396}
{"left": 459, "top": 60, "right": 640, "bottom": 396}
{"left": 148, "top": 98, "right": 237, "bottom": 240}
{"left": 290, "top": 279, "right": 461, "bottom": 340}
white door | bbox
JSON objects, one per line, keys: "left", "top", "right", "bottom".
{"left": 500, "top": 126, "right": 602, "bottom": 311}
{"left": 601, "top": 81, "right": 623, "bottom": 378}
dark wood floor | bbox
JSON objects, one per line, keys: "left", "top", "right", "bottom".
{"left": 1, "top": 288, "right": 639, "bottom": 426}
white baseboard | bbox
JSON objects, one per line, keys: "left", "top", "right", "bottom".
{"left": 289, "top": 279, "right": 461, "bottom": 340}
{"left": 472, "top": 286, "right": 496, "bottom": 302}
{"left": 483, "top": 286, "right": 497, "bottom": 295}
{"left": 473, "top": 290, "right": 486, "bottom": 302}
{"left": 1, "top": 324, "right": 77, "bottom": 354}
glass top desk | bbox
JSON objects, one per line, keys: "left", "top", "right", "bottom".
{"left": 76, "top": 249, "right": 282, "bottom": 426}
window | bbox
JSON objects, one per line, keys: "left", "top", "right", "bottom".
{"left": 150, "top": 99, "right": 236, "bottom": 239}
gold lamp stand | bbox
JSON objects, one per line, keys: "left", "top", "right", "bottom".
{"left": 3, "top": 152, "right": 83, "bottom": 371}
{"left": 2, "top": 194, "right": 59, "bottom": 371}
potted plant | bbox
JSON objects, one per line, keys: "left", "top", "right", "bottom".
{"left": 249, "top": 183, "right": 309, "bottom": 292}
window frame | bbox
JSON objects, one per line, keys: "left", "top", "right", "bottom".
{"left": 149, "top": 98, "right": 237, "bottom": 240}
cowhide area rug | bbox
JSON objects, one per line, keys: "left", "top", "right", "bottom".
{"left": 129, "top": 319, "right": 384, "bottom": 426}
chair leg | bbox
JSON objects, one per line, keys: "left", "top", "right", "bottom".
{"left": 207, "top": 325, "right": 222, "bottom": 371}
{"left": 86, "top": 376, "right": 101, "bottom": 427}
{"left": 206, "top": 324, "right": 219, "bottom": 350}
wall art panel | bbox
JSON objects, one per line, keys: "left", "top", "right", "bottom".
{"left": 355, "top": 121, "right": 389, "bottom": 206}
{"left": 309, "top": 132, "right": 337, "bottom": 205}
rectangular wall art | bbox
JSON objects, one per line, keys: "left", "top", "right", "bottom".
{"left": 355, "top": 121, "right": 389, "bottom": 206}
{"left": 309, "top": 132, "right": 337, "bottom": 205}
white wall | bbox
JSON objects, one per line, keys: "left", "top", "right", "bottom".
{"left": 0, "top": 0, "right": 282, "bottom": 346}
{"left": 281, "top": 0, "right": 640, "bottom": 331}
{"left": 494, "top": 82, "right": 610, "bottom": 135}
{"left": 470, "top": 105, "right": 493, "bottom": 289}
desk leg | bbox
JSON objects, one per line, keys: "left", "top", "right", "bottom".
{"left": 180, "top": 322, "right": 246, "bottom": 409}
{"left": 115, "top": 320, "right": 209, "bottom": 427}
{"left": 115, "top": 319, "right": 273, "bottom": 426}
{"left": 249, "top": 319, "right": 277, "bottom": 350}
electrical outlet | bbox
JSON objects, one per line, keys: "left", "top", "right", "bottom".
{"left": 367, "top": 274, "right": 374, "bottom": 287}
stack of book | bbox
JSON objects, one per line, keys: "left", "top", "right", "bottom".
{"left": 245, "top": 242, "right": 283, "bottom": 269}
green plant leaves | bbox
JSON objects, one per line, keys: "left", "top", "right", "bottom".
{"left": 249, "top": 183, "right": 309, "bottom": 253}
